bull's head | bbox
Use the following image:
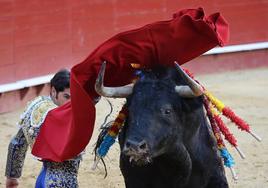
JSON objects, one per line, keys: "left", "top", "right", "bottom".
{"left": 95, "top": 62, "right": 204, "bottom": 165}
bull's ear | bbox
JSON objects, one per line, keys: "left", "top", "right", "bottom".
{"left": 174, "top": 62, "right": 203, "bottom": 97}
{"left": 95, "top": 61, "right": 134, "bottom": 98}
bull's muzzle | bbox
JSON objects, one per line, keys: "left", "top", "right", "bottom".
{"left": 122, "top": 139, "right": 152, "bottom": 165}
{"left": 123, "top": 139, "right": 149, "bottom": 157}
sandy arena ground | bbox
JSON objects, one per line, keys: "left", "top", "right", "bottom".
{"left": 0, "top": 68, "right": 268, "bottom": 188}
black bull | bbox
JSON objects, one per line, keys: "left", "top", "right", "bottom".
{"left": 96, "top": 64, "right": 229, "bottom": 188}
{"left": 119, "top": 67, "right": 228, "bottom": 188}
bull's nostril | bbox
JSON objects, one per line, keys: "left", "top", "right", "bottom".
{"left": 124, "top": 139, "right": 148, "bottom": 153}
{"left": 139, "top": 143, "right": 147, "bottom": 150}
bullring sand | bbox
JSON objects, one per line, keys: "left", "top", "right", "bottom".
{"left": 1, "top": 68, "right": 268, "bottom": 188}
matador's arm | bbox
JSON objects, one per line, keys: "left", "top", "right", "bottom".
{"left": 5, "top": 128, "right": 28, "bottom": 178}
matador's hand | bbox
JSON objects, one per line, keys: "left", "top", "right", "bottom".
{"left": 6, "top": 178, "right": 19, "bottom": 188}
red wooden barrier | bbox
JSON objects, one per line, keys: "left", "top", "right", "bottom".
{"left": 0, "top": 0, "right": 268, "bottom": 112}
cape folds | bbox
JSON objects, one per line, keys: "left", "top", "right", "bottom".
{"left": 32, "top": 7, "right": 229, "bottom": 162}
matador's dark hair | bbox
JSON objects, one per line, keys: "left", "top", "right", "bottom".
{"left": 50, "top": 69, "right": 70, "bottom": 92}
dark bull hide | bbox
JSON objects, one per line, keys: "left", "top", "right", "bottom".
{"left": 96, "top": 63, "right": 229, "bottom": 188}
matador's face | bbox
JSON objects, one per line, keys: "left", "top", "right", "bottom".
{"left": 51, "top": 87, "right": 70, "bottom": 106}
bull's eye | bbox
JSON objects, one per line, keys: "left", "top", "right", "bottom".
{"left": 160, "top": 108, "right": 172, "bottom": 115}
{"left": 164, "top": 109, "right": 171, "bottom": 115}
{"left": 160, "top": 105, "right": 173, "bottom": 116}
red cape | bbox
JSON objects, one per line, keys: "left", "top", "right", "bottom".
{"left": 32, "top": 7, "right": 229, "bottom": 162}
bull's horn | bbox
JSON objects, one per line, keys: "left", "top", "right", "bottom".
{"left": 95, "top": 61, "right": 134, "bottom": 98}
{"left": 174, "top": 61, "right": 204, "bottom": 97}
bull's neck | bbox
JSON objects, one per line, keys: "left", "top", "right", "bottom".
{"left": 182, "top": 106, "right": 215, "bottom": 161}
{"left": 156, "top": 144, "right": 192, "bottom": 187}
{"left": 186, "top": 119, "right": 216, "bottom": 168}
